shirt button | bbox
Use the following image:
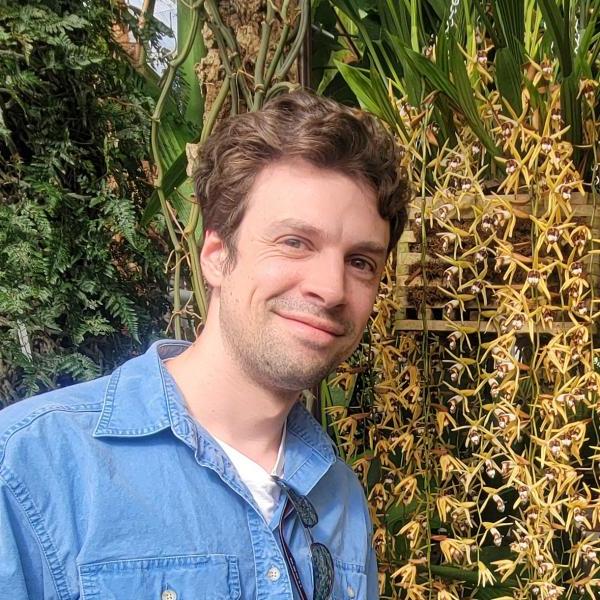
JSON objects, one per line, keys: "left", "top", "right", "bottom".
{"left": 347, "top": 585, "right": 356, "bottom": 598}
{"left": 162, "top": 590, "right": 177, "bottom": 600}
{"left": 266, "top": 566, "right": 281, "bottom": 581}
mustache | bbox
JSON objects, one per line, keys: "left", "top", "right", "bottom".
{"left": 268, "top": 297, "right": 355, "bottom": 336}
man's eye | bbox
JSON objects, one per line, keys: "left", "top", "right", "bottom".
{"left": 349, "top": 257, "right": 375, "bottom": 272}
{"left": 282, "top": 238, "right": 304, "bottom": 249}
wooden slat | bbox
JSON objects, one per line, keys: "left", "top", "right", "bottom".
{"left": 409, "top": 192, "right": 589, "bottom": 209}
{"left": 393, "top": 318, "right": 589, "bottom": 333}
{"left": 398, "top": 230, "right": 417, "bottom": 243}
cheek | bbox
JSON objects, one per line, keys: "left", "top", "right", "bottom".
{"left": 253, "top": 259, "right": 303, "bottom": 292}
{"left": 352, "top": 281, "right": 380, "bottom": 313}
{"left": 233, "top": 259, "right": 302, "bottom": 310}
{"left": 347, "top": 285, "right": 380, "bottom": 329}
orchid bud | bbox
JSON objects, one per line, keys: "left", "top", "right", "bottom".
{"left": 518, "top": 485, "right": 529, "bottom": 502}
{"left": 506, "top": 159, "right": 518, "bottom": 174}
{"left": 546, "top": 227, "right": 560, "bottom": 243}
{"left": 490, "top": 527, "right": 502, "bottom": 546}
{"left": 493, "top": 494, "right": 505, "bottom": 512}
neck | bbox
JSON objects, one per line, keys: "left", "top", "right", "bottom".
{"left": 165, "top": 321, "right": 299, "bottom": 472}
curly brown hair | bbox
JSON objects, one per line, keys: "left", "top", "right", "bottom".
{"left": 193, "top": 90, "right": 410, "bottom": 262}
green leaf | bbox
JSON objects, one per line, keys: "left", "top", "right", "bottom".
{"left": 448, "top": 39, "right": 500, "bottom": 156}
{"left": 492, "top": 0, "right": 525, "bottom": 116}
{"left": 316, "top": 48, "right": 354, "bottom": 95}
{"left": 494, "top": 0, "right": 525, "bottom": 59}
{"left": 475, "top": 586, "right": 517, "bottom": 600}
{"left": 561, "top": 71, "right": 582, "bottom": 147}
{"left": 330, "top": 0, "right": 387, "bottom": 80}
{"left": 536, "top": 0, "right": 572, "bottom": 75}
{"left": 473, "top": 2, "right": 501, "bottom": 49}
{"left": 142, "top": 150, "right": 188, "bottom": 226}
{"left": 334, "top": 61, "right": 390, "bottom": 121}
{"left": 100, "top": 291, "right": 140, "bottom": 343}
{"left": 176, "top": 0, "right": 205, "bottom": 128}
{"left": 395, "top": 42, "right": 499, "bottom": 156}
{"left": 574, "top": 6, "right": 599, "bottom": 78}
{"left": 394, "top": 44, "right": 455, "bottom": 100}
{"left": 383, "top": 32, "right": 423, "bottom": 104}
{"left": 495, "top": 47, "right": 522, "bottom": 114}
{"left": 378, "top": 0, "right": 408, "bottom": 42}
{"left": 157, "top": 116, "right": 195, "bottom": 175}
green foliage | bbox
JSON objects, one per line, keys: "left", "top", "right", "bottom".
{"left": 0, "top": 0, "right": 169, "bottom": 403}
{"left": 329, "top": 0, "right": 599, "bottom": 177}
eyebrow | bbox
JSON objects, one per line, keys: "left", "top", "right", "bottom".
{"left": 270, "top": 218, "right": 388, "bottom": 257}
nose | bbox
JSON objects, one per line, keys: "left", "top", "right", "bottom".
{"left": 299, "top": 251, "right": 346, "bottom": 309}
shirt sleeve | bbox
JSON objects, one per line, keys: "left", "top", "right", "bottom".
{"left": 359, "top": 485, "right": 379, "bottom": 600}
{"left": 366, "top": 540, "right": 379, "bottom": 599}
{"left": 0, "top": 474, "right": 48, "bottom": 599}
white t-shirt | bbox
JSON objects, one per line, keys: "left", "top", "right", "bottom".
{"left": 213, "top": 425, "right": 285, "bottom": 524}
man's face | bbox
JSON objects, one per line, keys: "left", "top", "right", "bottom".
{"left": 203, "top": 159, "right": 390, "bottom": 393}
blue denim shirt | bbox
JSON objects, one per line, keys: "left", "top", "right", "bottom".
{"left": 0, "top": 340, "right": 378, "bottom": 599}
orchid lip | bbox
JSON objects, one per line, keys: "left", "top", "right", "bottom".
{"left": 275, "top": 312, "right": 345, "bottom": 336}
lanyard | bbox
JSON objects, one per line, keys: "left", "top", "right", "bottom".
{"left": 279, "top": 497, "right": 310, "bottom": 600}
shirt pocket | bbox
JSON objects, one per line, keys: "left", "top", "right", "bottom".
{"left": 78, "top": 553, "right": 241, "bottom": 600}
{"left": 332, "top": 559, "right": 367, "bottom": 600}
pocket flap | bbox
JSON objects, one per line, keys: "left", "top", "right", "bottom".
{"left": 79, "top": 554, "right": 241, "bottom": 600}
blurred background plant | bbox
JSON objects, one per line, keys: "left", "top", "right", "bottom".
{"left": 0, "top": 0, "right": 169, "bottom": 403}
{"left": 315, "top": 0, "right": 600, "bottom": 598}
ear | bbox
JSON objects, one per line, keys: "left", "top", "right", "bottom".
{"left": 200, "top": 230, "right": 229, "bottom": 288}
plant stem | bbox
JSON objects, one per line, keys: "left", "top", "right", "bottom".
{"left": 275, "top": 0, "right": 311, "bottom": 81}
{"left": 181, "top": 75, "right": 232, "bottom": 322}
{"left": 261, "top": 0, "right": 293, "bottom": 104}
{"left": 253, "top": 0, "right": 276, "bottom": 109}
{"left": 204, "top": 0, "right": 252, "bottom": 109}
{"left": 150, "top": 0, "right": 203, "bottom": 337}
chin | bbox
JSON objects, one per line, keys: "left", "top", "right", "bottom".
{"left": 262, "top": 359, "right": 338, "bottom": 392}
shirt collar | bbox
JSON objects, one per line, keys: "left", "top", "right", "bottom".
{"left": 94, "top": 339, "right": 191, "bottom": 439}
{"left": 94, "top": 339, "right": 336, "bottom": 493}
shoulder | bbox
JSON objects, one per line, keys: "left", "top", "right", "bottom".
{"left": 0, "top": 376, "right": 109, "bottom": 467}
{"left": 328, "top": 457, "right": 370, "bottom": 505}
{"left": 314, "top": 456, "right": 371, "bottom": 528}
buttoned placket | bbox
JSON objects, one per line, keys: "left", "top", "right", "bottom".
{"left": 198, "top": 445, "right": 296, "bottom": 599}
{"left": 168, "top": 403, "right": 297, "bottom": 599}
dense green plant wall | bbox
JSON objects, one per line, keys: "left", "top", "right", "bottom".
{"left": 0, "top": 1, "right": 169, "bottom": 403}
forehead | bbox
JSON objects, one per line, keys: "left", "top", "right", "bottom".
{"left": 241, "top": 159, "right": 389, "bottom": 246}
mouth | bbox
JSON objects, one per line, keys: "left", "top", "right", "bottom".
{"left": 274, "top": 312, "right": 345, "bottom": 338}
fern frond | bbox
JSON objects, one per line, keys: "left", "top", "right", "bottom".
{"left": 100, "top": 291, "right": 140, "bottom": 342}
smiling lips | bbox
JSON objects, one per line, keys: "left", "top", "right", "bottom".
{"left": 275, "top": 312, "right": 345, "bottom": 337}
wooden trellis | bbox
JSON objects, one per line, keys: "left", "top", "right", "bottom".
{"left": 395, "top": 192, "right": 599, "bottom": 333}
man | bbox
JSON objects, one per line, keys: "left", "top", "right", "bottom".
{"left": 0, "top": 90, "right": 408, "bottom": 599}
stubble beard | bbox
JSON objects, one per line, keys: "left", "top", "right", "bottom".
{"left": 219, "top": 295, "right": 357, "bottom": 393}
